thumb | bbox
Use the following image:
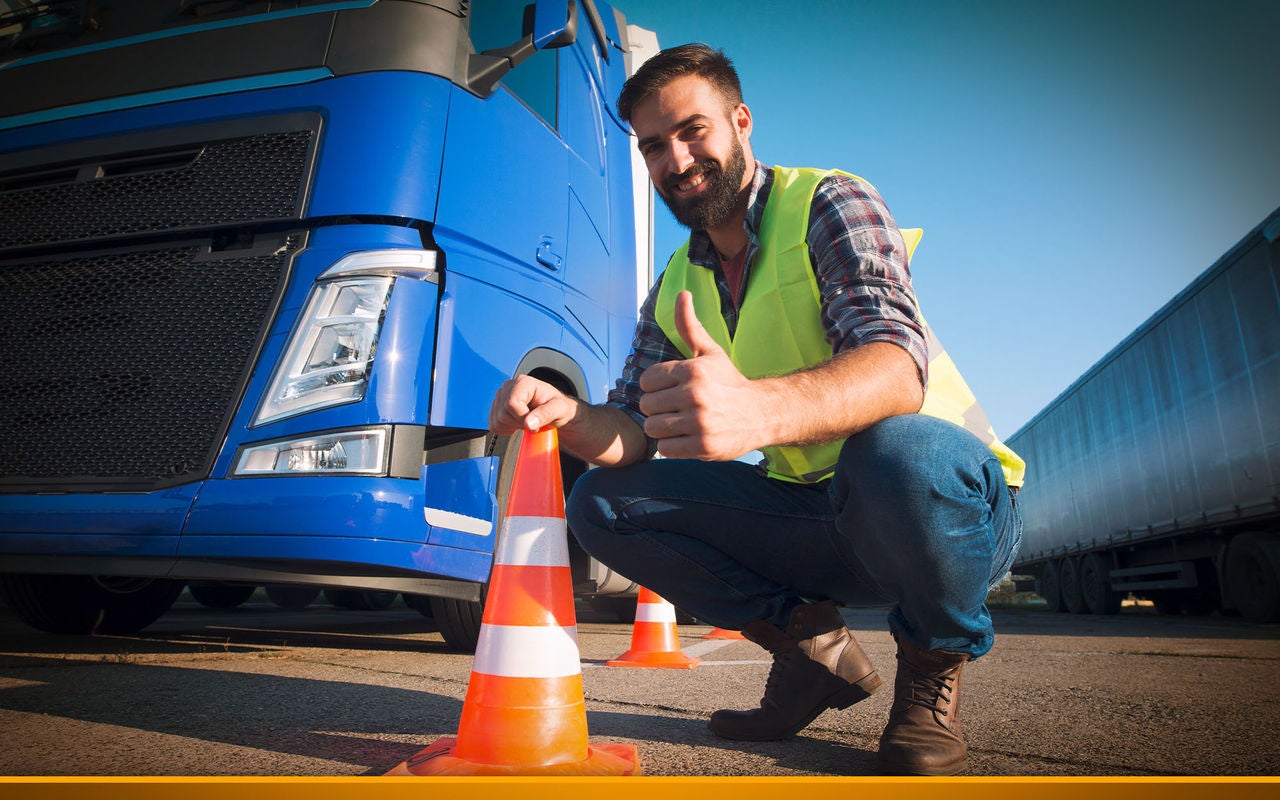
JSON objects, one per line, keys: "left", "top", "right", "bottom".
{"left": 674, "top": 290, "right": 722, "bottom": 358}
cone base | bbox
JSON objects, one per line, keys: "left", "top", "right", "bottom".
{"left": 703, "top": 628, "right": 746, "bottom": 640}
{"left": 386, "top": 737, "right": 641, "bottom": 776}
{"left": 606, "top": 649, "right": 701, "bottom": 669}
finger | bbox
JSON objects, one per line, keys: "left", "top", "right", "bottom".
{"left": 638, "top": 360, "right": 682, "bottom": 394}
{"left": 674, "top": 290, "right": 722, "bottom": 358}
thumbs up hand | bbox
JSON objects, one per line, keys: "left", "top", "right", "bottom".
{"left": 638, "top": 291, "right": 766, "bottom": 461}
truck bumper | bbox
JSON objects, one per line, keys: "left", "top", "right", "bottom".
{"left": 0, "top": 456, "right": 499, "bottom": 586}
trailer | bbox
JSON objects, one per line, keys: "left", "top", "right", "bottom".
{"left": 1008, "top": 206, "right": 1280, "bottom": 622}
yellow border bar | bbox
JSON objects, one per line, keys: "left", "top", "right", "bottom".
{"left": 1, "top": 777, "right": 1278, "bottom": 800}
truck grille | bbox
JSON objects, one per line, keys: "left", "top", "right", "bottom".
{"left": 0, "top": 127, "right": 315, "bottom": 251}
{"left": 0, "top": 236, "right": 301, "bottom": 491}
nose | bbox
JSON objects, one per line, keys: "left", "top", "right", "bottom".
{"left": 653, "top": 138, "right": 695, "bottom": 179}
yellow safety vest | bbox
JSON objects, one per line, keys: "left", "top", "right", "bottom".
{"left": 656, "top": 165, "right": 1026, "bottom": 487}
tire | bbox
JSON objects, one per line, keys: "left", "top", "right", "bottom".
{"left": 1080, "top": 553, "right": 1120, "bottom": 615}
{"left": 0, "top": 574, "right": 184, "bottom": 635}
{"left": 265, "top": 585, "right": 321, "bottom": 610}
{"left": 1059, "top": 557, "right": 1087, "bottom": 614}
{"left": 324, "top": 589, "right": 398, "bottom": 611}
{"left": 187, "top": 582, "right": 256, "bottom": 609}
{"left": 430, "top": 594, "right": 485, "bottom": 651}
{"left": 1039, "top": 560, "right": 1063, "bottom": 613}
{"left": 1225, "top": 533, "right": 1280, "bottom": 623}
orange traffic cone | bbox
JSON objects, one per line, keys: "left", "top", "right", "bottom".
{"left": 607, "top": 587, "right": 701, "bottom": 669}
{"left": 387, "top": 428, "right": 640, "bottom": 776}
{"left": 703, "top": 627, "right": 746, "bottom": 640}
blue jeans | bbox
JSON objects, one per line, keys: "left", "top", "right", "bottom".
{"left": 566, "top": 414, "right": 1022, "bottom": 658}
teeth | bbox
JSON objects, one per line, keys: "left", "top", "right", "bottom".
{"left": 678, "top": 173, "right": 705, "bottom": 192}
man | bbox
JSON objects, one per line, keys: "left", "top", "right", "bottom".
{"left": 488, "top": 43, "right": 1024, "bottom": 776}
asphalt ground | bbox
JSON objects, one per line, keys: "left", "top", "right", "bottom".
{"left": 1, "top": 590, "right": 1278, "bottom": 781}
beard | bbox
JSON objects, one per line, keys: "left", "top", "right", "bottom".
{"left": 656, "top": 137, "right": 748, "bottom": 231}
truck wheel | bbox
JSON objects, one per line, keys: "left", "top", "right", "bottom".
{"left": 430, "top": 595, "right": 484, "bottom": 651}
{"left": 1039, "top": 560, "right": 1064, "bottom": 612}
{"left": 1226, "top": 533, "right": 1280, "bottom": 623}
{"left": 265, "top": 585, "right": 321, "bottom": 610}
{"left": 1059, "top": 557, "right": 1087, "bottom": 614}
{"left": 187, "top": 582, "right": 256, "bottom": 609}
{"left": 324, "top": 589, "right": 398, "bottom": 611}
{"left": 0, "top": 574, "right": 184, "bottom": 635}
{"left": 1080, "top": 553, "right": 1120, "bottom": 615}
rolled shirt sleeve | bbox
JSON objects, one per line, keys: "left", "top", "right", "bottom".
{"left": 807, "top": 173, "right": 929, "bottom": 388}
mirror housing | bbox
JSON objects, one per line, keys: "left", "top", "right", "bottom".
{"left": 467, "top": 0, "right": 578, "bottom": 96}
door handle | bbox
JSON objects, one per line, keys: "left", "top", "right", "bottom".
{"left": 536, "top": 239, "right": 563, "bottom": 271}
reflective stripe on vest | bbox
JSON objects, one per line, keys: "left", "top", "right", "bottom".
{"left": 656, "top": 165, "right": 1026, "bottom": 487}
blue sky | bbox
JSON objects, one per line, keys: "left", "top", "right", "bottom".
{"left": 621, "top": 0, "right": 1280, "bottom": 438}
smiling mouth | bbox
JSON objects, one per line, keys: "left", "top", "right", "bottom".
{"left": 675, "top": 173, "right": 706, "bottom": 193}
{"left": 665, "top": 164, "right": 715, "bottom": 195}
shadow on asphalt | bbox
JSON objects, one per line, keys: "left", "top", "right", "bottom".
{"left": 0, "top": 654, "right": 461, "bottom": 774}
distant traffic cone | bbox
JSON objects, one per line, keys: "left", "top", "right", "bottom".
{"left": 703, "top": 627, "right": 746, "bottom": 640}
{"left": 607, "top": 587, "right": 700, "bottom": 669}
{"left": 388, "top": 428, "right": 640, "bottom": 776}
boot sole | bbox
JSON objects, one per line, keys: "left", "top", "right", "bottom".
{"left": 709, "top": 671, "right": 882, "bottom": 742}
{"left": 876, "top": 756, "right": 966, "bottom": 777}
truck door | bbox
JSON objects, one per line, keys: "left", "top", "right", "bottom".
{"left": 435, "top": 2, "right": 568, "bottom": 293}
{"left": 558, "top": 19, "right": 613, "bottom": 356}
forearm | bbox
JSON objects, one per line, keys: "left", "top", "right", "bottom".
{"left": 557, "top": 400, "right": 652, "bottom": 468}
{"left": 754, "top": 341, "right": 923, "bottom": 448}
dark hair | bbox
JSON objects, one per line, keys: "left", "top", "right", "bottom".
{"left": 617, "top": 43, "right": 743, "bottom": 122}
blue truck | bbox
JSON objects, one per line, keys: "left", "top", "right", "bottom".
{"left": 0, "top": 0, "right": 659, "bottom": 649}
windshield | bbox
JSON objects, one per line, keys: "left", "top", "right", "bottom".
{"left": 0, "top": 0, "right": 374, "bottom": 61}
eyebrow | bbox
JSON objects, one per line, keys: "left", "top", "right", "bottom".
{"left": 636, "top": 113, "right": 712, "bottom": 150}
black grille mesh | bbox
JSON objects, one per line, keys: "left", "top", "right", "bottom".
{"left": 0, "top": 237, "right": 300, "bottom": 489}
{"left": 0, "top": 130, "right": 313, "bottom": 250}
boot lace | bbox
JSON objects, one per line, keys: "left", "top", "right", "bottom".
{"left": 901, "top": 659, "right": 960, "bottom": 716}
{"left": 759, "top": 642, "right": 796, "bottom": 707}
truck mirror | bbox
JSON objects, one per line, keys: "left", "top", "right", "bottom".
{"left": 527, "top": 0, "right": 578, "bottom": 50}
{"left": 468, "top": 0, "right": 579, "bottom": 96}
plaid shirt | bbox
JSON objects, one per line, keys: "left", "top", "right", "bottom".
{"left": 607, "top": 161, "right": 927, "bottom": 437}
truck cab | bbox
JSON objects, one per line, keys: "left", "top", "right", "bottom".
{"left": 0, "top": 0, "right": 658, "bottom": 648}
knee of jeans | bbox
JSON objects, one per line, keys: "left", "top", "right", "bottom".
{"left": 832, "top": 415, "right": 994, "bottom": 518}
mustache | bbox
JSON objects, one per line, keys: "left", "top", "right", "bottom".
{"left": 662, "top": 160, "right": 721, "bottom": 194}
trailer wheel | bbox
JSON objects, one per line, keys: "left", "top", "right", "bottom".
{"left": 1226, "top": 533, "right": 1280, "bottom": 623}
{"left": 1059, "top": 557, "right": 1087, "bottom": 614}
{"left": 188, "top": 582, "right": 256, "bottom": 609}
{"left": 1080, "top": 553, "right": 1120, "bottom": 615}
{"left": 1039, "top": 560, "right": 1064, "bottom": 612}
{"left": 0, "top": 574, "right": 184, "bottom": 635}
{"left": 265, "top": 585, "right": 321, "bottom": 610}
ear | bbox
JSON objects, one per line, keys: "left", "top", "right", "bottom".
{"left": 733, "top": 102, "right": 753, "bottom": 140}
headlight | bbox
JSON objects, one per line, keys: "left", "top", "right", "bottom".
{"left": 252, "top": 249, "right": 436, "bottom": 426}
{"left": 233, "top": 427, "right": 390, "bottom": 476}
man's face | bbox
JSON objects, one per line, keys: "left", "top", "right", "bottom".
{"left": 629, "top": 74, "right": 751, "bottom": 232}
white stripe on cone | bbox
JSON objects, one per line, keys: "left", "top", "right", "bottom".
{"left": 634, "top": 601, "right": 678, "bottom": 623}
{"left": 495, "top": 515, "right": 571, "bottom": 567}
{"left": 472, "top": 623, "right": 582, "bottom": 678}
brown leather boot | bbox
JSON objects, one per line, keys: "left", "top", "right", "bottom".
{"left": 708, "top": 600, "right": 881, "bottom": 741}
{"left": 877, "top": 633, "right": 970, "bottom": 775}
